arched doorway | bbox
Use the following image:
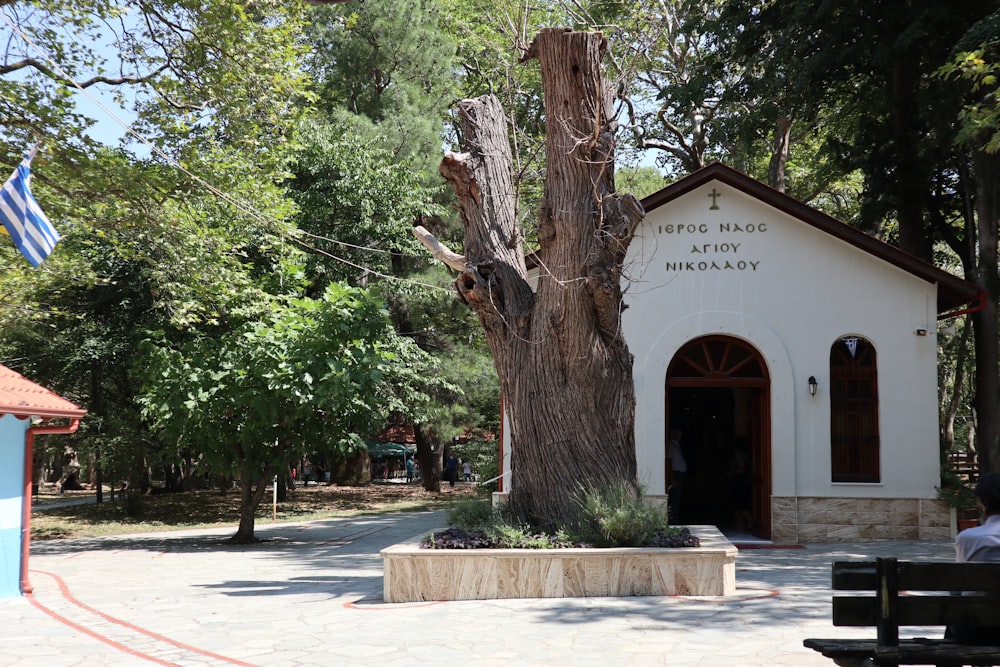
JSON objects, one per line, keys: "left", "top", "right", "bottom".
{"left": 666, "top": 335, "right": 771, "bottom": 539}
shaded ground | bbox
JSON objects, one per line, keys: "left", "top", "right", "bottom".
{"left": 30, "top": 480, "right": 476, "bottom": 541}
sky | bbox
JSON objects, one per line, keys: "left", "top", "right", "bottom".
{"left": 73, "top": 85, "right": 138, "bottom": 148}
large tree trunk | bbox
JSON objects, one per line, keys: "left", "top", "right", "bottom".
{"left": 973, "top": 150, "right": 1000, "bottom": 475}
{"left": 434, "top": 29, "right": 643, "bottom": 524}
{"left": 414, "top": 423, "right": 442, "bottom": 492}
{"left": 229, "top": 459, "right": 269, "bottom": 544}
{"left": 890, "top": 57, "right": 933, "bottom": 260}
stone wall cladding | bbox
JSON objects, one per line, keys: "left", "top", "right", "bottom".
{"left": 770, "top": 497, "right": 954, "bottom": 544}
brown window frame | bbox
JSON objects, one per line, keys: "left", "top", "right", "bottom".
{"left": 830, "top": 337, "right": 880, "bottom": 483}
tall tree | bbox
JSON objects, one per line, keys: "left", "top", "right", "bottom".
{"left": 719, "top": 0, "right": 999, "bottom": 472}
{"left": 138, "top": 284, "right": 440, "bottom": 543}
{"left": 943, "top": 12, "right": 1000, "bottom": 473}
{"left": 303, "top": 0, "right": 457, "bottom": 179}
{"left": 299, "top": 0, "right": 505, "bottom": 491}
{"left": 420, "top": 29, "right": 644, "bottom": 524}
{"left": 1, "top": 1, "right": 312, "bottom": 494}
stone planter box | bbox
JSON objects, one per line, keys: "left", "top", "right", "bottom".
{"left": 380, "top": 525, "right": 737, "bottom": 602}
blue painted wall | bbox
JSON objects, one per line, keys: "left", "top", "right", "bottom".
{"left": 0, "top": 414, "right": 28, "bottom": 597}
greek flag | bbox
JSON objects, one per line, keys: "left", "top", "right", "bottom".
{"left": 0, "top": 150, "right": 59, "bottom": 266}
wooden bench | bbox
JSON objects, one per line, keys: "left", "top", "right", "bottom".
{"left": 804, "top": 557, "right": 1000, "bottom": 666}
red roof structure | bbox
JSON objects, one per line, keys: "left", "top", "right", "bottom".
{"left": 0, "top": 364, "right": 86, "bottom": 419}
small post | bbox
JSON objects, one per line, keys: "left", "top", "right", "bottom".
{"left": 272, "top": 475, "right": 278, "bottom": 521}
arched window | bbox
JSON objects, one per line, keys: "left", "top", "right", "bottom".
{"left": 830, "top": 337, "right": 880, "bottom": 483}
{"left": 667, "top": 336, "right": 768, "bottom": 385}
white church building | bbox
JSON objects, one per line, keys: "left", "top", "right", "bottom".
{"left": 505, "top": 163, "right": 981, "bottom": 544}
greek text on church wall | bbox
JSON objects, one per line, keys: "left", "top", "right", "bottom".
{"left": 658, "top": 222, "right": 767, "bottom": 272}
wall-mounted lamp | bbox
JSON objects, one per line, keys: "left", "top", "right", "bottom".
{"left": 808, "top": 376, "right": 818, "bottom": 397}
{"left": 915, "top": 328, "right": 928, "bottom": 336}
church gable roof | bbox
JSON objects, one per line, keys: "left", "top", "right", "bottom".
{"left": 0, "top": 364, "right": 86, "bottom": 419}
{"left": 640, "top": 162, "right": 981, "bottom": 314}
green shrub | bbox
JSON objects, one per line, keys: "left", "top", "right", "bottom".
{"left": 431, "top": 498, "right": 581, "bottom": 549}
{"left": 425, "top": 483, "right": 698, "bottom": 549}
{"left": 572, "top": 482, "right": 670, "bottom": 547}
{"left": 446, "top": 497, "right": 498, "bottom": 532}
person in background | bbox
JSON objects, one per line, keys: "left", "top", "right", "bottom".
{"left": 948, "top": 472, "right": 1000, "bottom": 644}
{"left": 667, "top": 427, "right": 687, "bottom": 523}
{"left": 726, "top": 438, "right": 753, "bottom": 531}
{"left": 463, "top": 459, "right": 472, "bottom": 482}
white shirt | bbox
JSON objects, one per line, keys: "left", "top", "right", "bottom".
{"left": 955, "top": 514, "right": 1000, "bottom": 563}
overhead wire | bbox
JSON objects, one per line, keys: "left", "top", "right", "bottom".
{"left": 0, "top": 10, "right": 451, "bottom": 293}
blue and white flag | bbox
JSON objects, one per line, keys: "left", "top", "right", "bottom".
{"left": 0, "top": 149, "right": 60, "bottom": 267}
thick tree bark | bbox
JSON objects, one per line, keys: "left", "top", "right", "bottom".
{"left": 414, "top": 423, "right": 443, "bottom": 492}
{"left": 229, "top": 459, "right": 268, "bottom": 544}
{"left": 973, "top": 150, "right": 1000, "bottom": 475}
{"left": 434, "top": 29, "right": 644, "bottom": 524}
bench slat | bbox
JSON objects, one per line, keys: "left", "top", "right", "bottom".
{"left": 897, "top": 562, "right": 1000, "bottom": 593}
{"left": 833, "top": 561, "right": 1000, "bottom": 593}
{"left": 834, "top": 595, "right": 1000, "bottom": 627}
{"left": 832, "top": 562, "right": 878, "bottom": 590}
{"left": 833, "top": 561, "right": 1000, "bottom": 592}
{"left": 804, "top": 638, "right": 1000, "bottom": 666}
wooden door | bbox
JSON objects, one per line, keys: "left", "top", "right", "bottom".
{"left": 666, "top": 336, "right": 771, "bottom": 539}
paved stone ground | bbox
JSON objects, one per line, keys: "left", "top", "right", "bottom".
{"left": 0, "top": 510, "right": 957, "bottom": 666}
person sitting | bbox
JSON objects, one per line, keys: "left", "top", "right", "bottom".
{"left": 948, "top": 471, "right": 1000, "bottom": 644}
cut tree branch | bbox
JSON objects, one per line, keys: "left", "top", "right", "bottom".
{"left": 412, "top": 225, "right": 466, "bottom": 272}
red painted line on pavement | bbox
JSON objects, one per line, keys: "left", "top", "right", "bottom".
{"left": 25, "top": 591, "right": 178, "bottom": 666}
{"left": 30, "top": 569, "right": 258, "bottom": 667}
{"left": 343, "top": 598, "right": 445, "bottom": 609}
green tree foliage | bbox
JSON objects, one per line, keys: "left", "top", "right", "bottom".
{"left": 1, "top": 147, "right": 304, "bottom": 491}
{"left": 617, "top": 165, "right": 667, "bottom": 200}
{"left": 297, "top": 0, "right": 505, "bottom": 490}
{"left": 716, "top": 1, "right": 1000, "bottom": 472}
{"left": 1, "top": 1, "right": 312, "bottom": 497}
{"left": 288, "top": 118, "right": 430, "bottom": 285}
{"left": 939, "top": 12, "right": 1000, "bottom": 155}
{"left": 138, "top": 284, "right": 439, "bottom": 542}
{"left": 717, "top": 0, "right": 991, "bottom": 254}
{"left": 303, "top": 0, "right": 457, "bottom": 179}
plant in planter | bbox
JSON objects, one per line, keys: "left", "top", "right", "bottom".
{"left": 389, "top": 487, "right": 730, "bottom": 601}
{"left": 422, "top": 484, "right": 700, "bottom": 549}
